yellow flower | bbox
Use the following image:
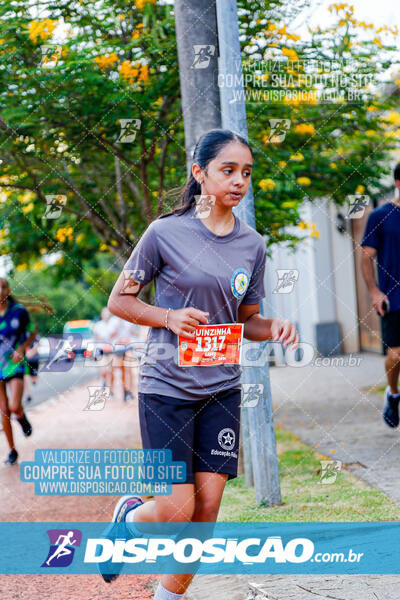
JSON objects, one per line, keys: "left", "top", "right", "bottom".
{"left": 373, "top": 37, "right": 382, "bottom": 47}
{"left": 367, "top": 105, "right": 377, "bottom": 111}
{"left": 310, "top": 228, "right": 320, "bottom": 239}
{"left": 94, "top": 53, "right": 118, "bottom": 71}
{"left": 259, "top": 178, "right": 275, "bottom": 191}
{"left": 297, "top": 177, "right": 311, "bottom": 186}
{"left": 99, "top": 243, "right": 108, "bottom": 251}
{"left": 295, "top": 123, "right": 315, "bottom": 135}
{"left": 33, "top": 260, "right": 44, "bottom": 271}
{"left": 282, "top": 200, "right": 298, "bottom": 208}
{"left": 303, "top": 92, "right": 318, "bottom": 105}
{"left": 119, "top": 61, "right": 148, "bottom": 84}
{"left": 329, "top": 162, "right": 338, "bottom": 169}
{"left": 286, "top": 33, "right": 301, "bottom": 42}
{"left": 281, "top": 47, "right": 298, "bottom": 61}
{"left": 21, "top": 202, "right": 34, "bottom": 214}
{"left": 135, "top": 0, "right": 156, "bottom": 9}
{"left": 267, "top": 24, "right": 277, "bottom": 31}
{"left": 119, "top": 60, "right": 138, "bottom": 83}
{"left": 132, "top": 29, "right": 141, "bottom": 40}
{"left": 16, "top": 264, "right": 27, "bottom": 271}
{"left": 118, "top": 14, "right": 125, "bottom": 19}
{"left": 138, "top": 63, "right": 149, "bottom": 82}
{"left": 284, "top": 95, "right": 300, "bottom": 106}
{"left": 290, "top": 153, "right": 304, "bottom": 161}
{"left": 298, "top": 220, "right": 308, "bottom": 230}
{"left": 278, "top": 161, "right": 287, "bottom": 168}
{"left": 356, "top": 185, "right": 365, "bottom": 194}
{"left": 28, "top": 19, "right": 57, "bottom": 44}
{"left": 76, "top": 233, "right": 84, "bottom": 244}
{"left": 56, "top": 227, "right": 73, "bottom": 243}
{"left": 385, "top": 111, "right": 400, "bottom": 126}
{"left": 366, "top": 129, "right": 376, "bottom": 136}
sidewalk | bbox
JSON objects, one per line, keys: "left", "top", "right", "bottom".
{"left": 270, "top": 351, "right": 400, "bottom": 502}
{"left": 0, "top": 377, "right": 158, "bottom": 599}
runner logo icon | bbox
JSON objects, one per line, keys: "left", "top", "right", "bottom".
{"left": 41, "top": 529, "right": 82, "bottom": 568}
{"left": 218, "top": 428, "right": 235, "bottom": 451}
{"left": 231, "top": 268, "right": 250, "bottom": 299}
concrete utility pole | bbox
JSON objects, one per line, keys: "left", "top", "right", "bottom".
{"left": 174, "top": 0, "right": 281, "bottom": 505}
{"left": 174, "top": 0, "right": 221, "bottom": 174}
{"left": 216, "top": 0, "right": 281, "bottom": 505}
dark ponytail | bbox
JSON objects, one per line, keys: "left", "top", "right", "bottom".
{"left": 159, "top": 128, "right": 252, "bottom": 219}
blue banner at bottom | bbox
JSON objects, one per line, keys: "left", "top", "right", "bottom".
{"left": 1, "top": 522, "right": 400, "bottom": 574}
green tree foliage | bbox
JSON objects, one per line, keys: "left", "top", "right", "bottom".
{"left": 1, "top": 0, "right": 400, "bottom": 279}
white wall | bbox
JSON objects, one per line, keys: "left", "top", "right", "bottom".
{"left": 263, "top": 198, "right": 360, "bottom": 355}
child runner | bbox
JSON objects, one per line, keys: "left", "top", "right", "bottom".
{"left": 24, "top": 333, "right": 41, "bottom": 403}
{"left": 0, "top": 277, "right": 36, "bottom": 464}
{"left": 103, "top": 129, "right": 299, "bottom": 597}
{"left": 93, "top": 307, "right": 114, "bottom": 394}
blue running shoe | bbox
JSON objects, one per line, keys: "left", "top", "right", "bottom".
{"left": 98, "top": 495, "right": 143, "bottom": 583}
{"left": 383, "top": 386, "right": 400, "bottom": 428}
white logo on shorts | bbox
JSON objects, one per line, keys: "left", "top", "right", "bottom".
{"left": 218, "top": 428, "right": 235, "bottom": 451}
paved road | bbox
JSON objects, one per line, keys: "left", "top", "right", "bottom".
{"left": 23, "top": 358, "right": 100, "bottom": 408}
{"left": 0, "top": 377, "right": 157, "bottom": 599}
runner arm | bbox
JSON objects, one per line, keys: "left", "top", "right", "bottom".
{"left": 361, "top": 246, "right": 379, "bottom": 294}
{"left": 108, "top": 270, "right": 167, "bottom": 328}
{"left": 238, "top": 303, "right": 273, "bottom": 341}
{"left": 16, "top": 329, "right": 36, "bottom": 355}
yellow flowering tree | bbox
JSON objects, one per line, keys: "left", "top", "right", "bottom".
{"left": 239, "top": 0, "right": 400, "bottom": 247}
{"left": 0, "top": 0, "right": 181, "bottom": 280}
{"left": 1, "top": 0, "right": 400, "bottom": 279}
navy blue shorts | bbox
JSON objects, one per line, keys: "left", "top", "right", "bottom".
{"left": 381, "top": 309, "right": 400, "bottom": 349}
{"left": 138, "top": 387, "right": 241, "bottom": 484}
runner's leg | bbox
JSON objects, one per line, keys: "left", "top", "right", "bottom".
{"left": 0, "top": 380, "right": 14, "bottom": 450}
{"left": 7, "top": 377, "right": 25, "bottom": 418}
{"left": 385, "top": 346, "right": 400, "bottom": 395}
{"left": 155, "top": 472, "right": 228, "bottom": 596}
{"left": 127, "top": 482, "right": 196, "bottom": 524}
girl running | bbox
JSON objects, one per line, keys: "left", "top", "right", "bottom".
{"left": 0, "top": 277, "right": 36, "bottom": 464}
{"left": 103, "top": 129, "right": 299, "bottom": 597}
{"left": 24, "top": 333, "right": 41, "bottom": 403}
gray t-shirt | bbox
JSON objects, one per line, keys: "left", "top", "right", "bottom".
{"left": 124, "top": 203, "right": 266, "bottom": 401}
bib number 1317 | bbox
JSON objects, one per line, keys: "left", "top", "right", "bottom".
{"left": 178, "top": 323, "right": 243, "bottom": 367}
{"left": 195, "top": 335, "right": 225, "bottom": 352}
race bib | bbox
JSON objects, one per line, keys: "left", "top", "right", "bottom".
{"left": 178, "top": 323, "right": 243, "bottom": 367}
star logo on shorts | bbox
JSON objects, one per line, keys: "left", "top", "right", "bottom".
{"left": 223, "top": 431, "right": 234, "bottom": 445}
{"left": 218, "top": 428, "right": 235, "bottom": 451}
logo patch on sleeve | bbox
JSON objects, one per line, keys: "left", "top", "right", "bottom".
{"left": 231, "top": 268, "right": 250, "bottom": 299}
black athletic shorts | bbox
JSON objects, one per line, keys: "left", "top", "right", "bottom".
{"left": 138, "top": 387, "right": 242, "bottom": 484}
{"left": 27, "top": 360, "right": 39, "bottom": 377}
{"left": 1, "top": 372, "right": 25, "bottom": 384}
{"left": 381, "top": 309, "right": 400, "bottom": 349}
